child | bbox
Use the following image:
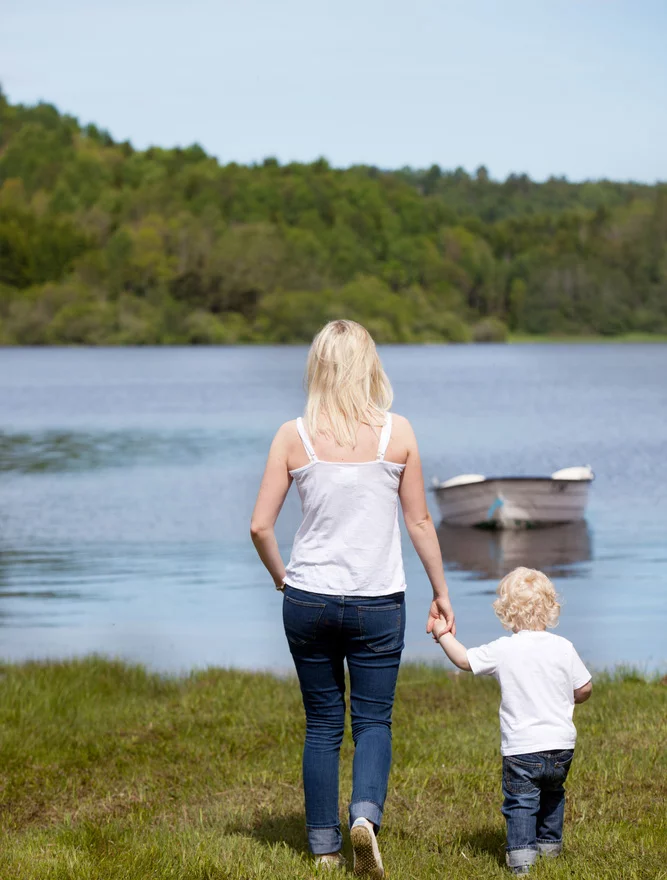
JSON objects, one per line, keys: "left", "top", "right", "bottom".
{"left": 432, "top": 567, "right": 592, "bottom": 875}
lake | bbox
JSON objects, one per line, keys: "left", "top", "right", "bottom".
{"left": 1, "top": 344, "right": 666, "bottom": 673}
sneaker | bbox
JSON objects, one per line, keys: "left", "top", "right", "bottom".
{"left": 350, "top": 817, "right": 384, "bottom": 878}
{"left": 506, "top": 849, "right": 537, "bottom": 874}
{"left": 314, "top": 853, "right": 346, "bottom": 870}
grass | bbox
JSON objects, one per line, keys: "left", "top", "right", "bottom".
{"left": 0, "top": 658, "right": 664, "bottom": 880}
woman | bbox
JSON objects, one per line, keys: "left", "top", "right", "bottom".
{"left": 250, "top": 320, "right": 455, "bottom": 877}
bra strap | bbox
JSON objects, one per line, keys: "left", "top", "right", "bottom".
{"left": 376, "top": 413, "right": 393, "bottom": 461}
{"left": 296, "top": 417, "right": 318, "bottom": 462}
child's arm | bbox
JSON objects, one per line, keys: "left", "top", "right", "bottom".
{"left": 432, "top": 619, "right": 472, "bottom": 671}
{"left": 574, "top": 681, "right": 592, "bottom": 703}
{"left": 571, "top": 647, "right": 592, "bottom": 704}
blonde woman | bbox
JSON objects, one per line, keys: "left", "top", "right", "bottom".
{"left": 251, "top": 320, "right": 455, "bottom": 876}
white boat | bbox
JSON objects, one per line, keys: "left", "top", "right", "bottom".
{"left": 432, "top": 466, "right": 594, "bottom": 529}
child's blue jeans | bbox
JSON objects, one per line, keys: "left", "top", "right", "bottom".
{"left": 283, "top": 585, "right": 405, "bottom": 855}
{"left": 502, "top": 749, "right": 575, "bottom": 873}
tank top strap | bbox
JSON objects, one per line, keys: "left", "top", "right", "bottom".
{"left": 296, "top": 417, "right": 318, "bottom": 462}
{"left": 376, "top": 412, "right": 393, "bottom": 461}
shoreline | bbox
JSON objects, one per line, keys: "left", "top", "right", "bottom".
{"left": 1, "top": 334, "right": 667, "bottom": 349}
{"left": 1, "top": 655, "right": 663, "bottom": 680}
{"left": 507, "top": 332, "right": 667, "bottom": 344}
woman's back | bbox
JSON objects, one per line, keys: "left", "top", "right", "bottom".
{"left": 284, "top": 414, "right": 407, "bottom": 596}
{"left": 285, "top": 416, "right": 409, "bottom": 470}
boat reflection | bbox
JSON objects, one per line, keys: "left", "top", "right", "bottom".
{"left": 437, "top": 521, "right": 592, "bottom": 580}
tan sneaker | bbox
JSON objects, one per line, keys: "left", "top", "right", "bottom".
{"left": 350, "top": 818, "right": 384, "bottom": 878}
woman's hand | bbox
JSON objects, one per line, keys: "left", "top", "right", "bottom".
{"left": 426, "top": 594, "right": 456, "bottom": 637}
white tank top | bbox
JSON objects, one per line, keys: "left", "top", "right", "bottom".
{"left": 284, "top": 413, "right": 407, "bottom": 597}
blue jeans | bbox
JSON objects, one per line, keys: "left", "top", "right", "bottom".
{"left": 282, "top": 585, "right": 405, "bottom": 855}
{"left": 502, "top": 749, "right": 575, "bottom": 872}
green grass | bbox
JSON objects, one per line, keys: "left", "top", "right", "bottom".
{"left": 0, "top": 658, "right": 665, "bottom": 879}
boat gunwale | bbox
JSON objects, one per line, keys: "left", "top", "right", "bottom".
{"left": 432, "top": 475, "right": 594, "bottom": 492}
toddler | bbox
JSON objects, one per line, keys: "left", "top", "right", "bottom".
{"left": 432, "top": 566, "right": 592, "bottom": 875}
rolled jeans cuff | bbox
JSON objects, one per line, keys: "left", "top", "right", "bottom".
{"left": 537, "top": 840, "right": 563, "bottom": 857}
{"left": 307, "top": 824, "right": 342, "bottom": 855}
{"left": 349, "top": 800, "right": 383, "bottom": 832}
{"left": 506, "top": 847, "right": 538, "bottom": 869}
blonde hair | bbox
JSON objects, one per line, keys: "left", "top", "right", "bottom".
{"left": 305, "top": 320, "right": 393, "bottom": 447}
{"left": 493, "top": 567, "right": 561, "bottom": 632}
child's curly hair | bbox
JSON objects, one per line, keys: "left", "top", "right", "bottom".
{"left": 493, "top": 567, "right": 560, "bottom": 632}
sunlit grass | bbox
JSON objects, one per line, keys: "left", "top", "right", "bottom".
{"left": 0, "top": 658, "right": 664, "bottom": 879}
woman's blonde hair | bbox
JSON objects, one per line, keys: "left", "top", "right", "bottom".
{"left": 493, "top": 567, "right": 561, "bottom": 631}
{"left": 305, "top": 320, "right": 393, "bottom": 447}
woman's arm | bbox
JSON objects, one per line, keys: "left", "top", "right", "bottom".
{"left": 250, "top": 423, "right": 293, "bottom": 588}
{"left": 396, "top": 417, "right": 456, "bottom": 636}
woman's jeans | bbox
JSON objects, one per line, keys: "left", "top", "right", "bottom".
{"left": 502, "top": 749, "right": 575, "bottom": 872}
{"left": 283, "top": 585, "right": 405, "bottom": 855}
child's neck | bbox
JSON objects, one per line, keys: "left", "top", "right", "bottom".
{"left": 512, "top": 626, "right": 547, "bottom": 634}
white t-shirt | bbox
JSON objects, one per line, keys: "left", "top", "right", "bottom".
{"left": 467, "top": 630, "right": 591, "bottom": 757}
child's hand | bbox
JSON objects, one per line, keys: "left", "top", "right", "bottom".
{"left": 431, "top": 618, "right": 448, "bottom": 641}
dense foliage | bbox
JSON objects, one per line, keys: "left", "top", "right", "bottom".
{"left": 1, "top": 89, "right": 666, "bottom": 344}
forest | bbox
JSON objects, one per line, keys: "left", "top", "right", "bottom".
{"left": 1, "top": 88, "right": 666, "bottom": 345}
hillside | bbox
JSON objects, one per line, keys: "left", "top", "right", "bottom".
{"left": 1, "top": 89, "right": 666, "bottom": 344}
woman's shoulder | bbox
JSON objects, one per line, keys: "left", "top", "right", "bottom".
{"left": 389, "top": 412, "right": 410, "bottom": 429}
{"left": 389, "top": 413, "right": 415, "bottom": 441}
{"left": 277, "top": 419, "right": 299, "bottom": 434}
{"left": 269, "top": 420, "right": 301, "bottom": 454}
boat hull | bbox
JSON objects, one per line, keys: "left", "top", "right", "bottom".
{"left": 433, "top": 477, "right": 592, "bottom": 529}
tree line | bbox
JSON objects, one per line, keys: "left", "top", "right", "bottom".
{"left": 1, "top": 89, "right": 666, "bottom": 345}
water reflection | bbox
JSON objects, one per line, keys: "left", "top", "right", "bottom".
{"left": 0, "top": 548, "right": 96, "bottom": 611}
{"left": 0, "top": 429, "right": 262, "bottom": 473}
{"left": 437, "top": 521, "right": 593, "bottom": 580}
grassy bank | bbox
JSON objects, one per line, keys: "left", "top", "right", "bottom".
{"left": 0, "top": 658, "right": 664, "bottom": 880}
{"left": 508, "top": 333, "right": 667, "bottom": 344}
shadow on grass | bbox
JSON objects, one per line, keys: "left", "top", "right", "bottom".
{"left": 457, "top": 827, "right": 506, "bottom": 866}
{"left": 230, "top": 810, "right": 310, "bottom": 856}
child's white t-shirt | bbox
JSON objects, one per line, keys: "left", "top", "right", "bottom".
{"left": 467, "top": 630, "right": 591, "bottom": 757}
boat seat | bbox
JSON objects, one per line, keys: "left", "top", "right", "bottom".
{"left": 551, "top": 466, "right": 594, "bottom": 481}
{"left": 440, "top": 473, "right": 486, "bottom": 488}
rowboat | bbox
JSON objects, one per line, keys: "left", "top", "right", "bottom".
{"left": 432, "top": 466, "right": 594, "bottom": 529}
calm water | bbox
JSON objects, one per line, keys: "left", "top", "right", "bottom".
{"left": 1, "top": 345, "right": 666, "bottom": 673}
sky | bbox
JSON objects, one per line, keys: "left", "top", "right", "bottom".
{"left": 2, "top": 0, "right": 666, "bottom": 182}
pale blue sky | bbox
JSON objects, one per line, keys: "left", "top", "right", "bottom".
{"left": 2, "top": 0, "right": 666, "bottom": 181}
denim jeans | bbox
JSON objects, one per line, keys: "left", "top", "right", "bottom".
{"left": 282, "top": 585, "right": 405, "bottom": 855}
{"left": 502, "top": 749, "right": 575, "bottom": 872}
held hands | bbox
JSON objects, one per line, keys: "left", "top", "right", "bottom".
{"left": 426, "top": 594, "right": 456, "bottom": 638}
{"left": 430, "top": 617, "right": 450, "bottom": 641}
